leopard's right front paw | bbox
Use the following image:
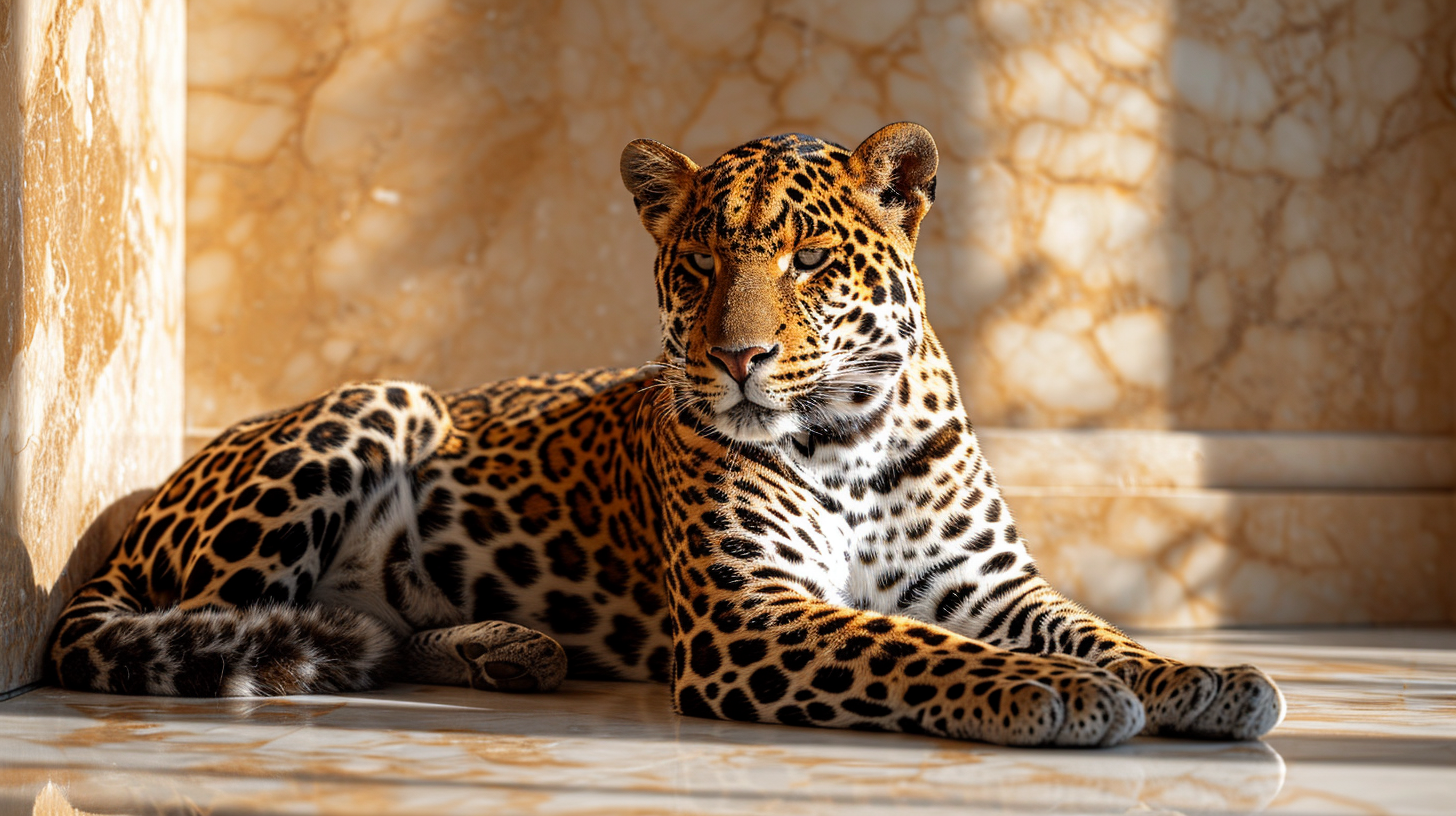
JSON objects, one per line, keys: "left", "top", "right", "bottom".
{"left": 1128, "top": 661, "right": 1284, "bottom": 740}
{"left": 1185, "top": 665, "right": 1285, "bottom": 740}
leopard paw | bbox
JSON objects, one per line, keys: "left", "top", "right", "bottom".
{"left": 1136, "top": 662, "right": 1284, "bottom": 740}
{"left": 1050, "top": 669, "right": 1145, "bottom": 747}
{"left": 1186, "top": 665, "right": 1285, "bottom": 740}
{"left": 962, "top": 680, "right": 1066, "bottom": 746}
{"left": 957, "top": 663, "right": 1144, "bottom": 747}
{"left": 454, "top": 624, "right": 568, "bottom": 693}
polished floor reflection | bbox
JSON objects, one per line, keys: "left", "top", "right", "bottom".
{"left": 1, "top": 628, "right": 1452, "bottom": 815}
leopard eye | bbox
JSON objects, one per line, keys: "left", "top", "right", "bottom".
{"left": 793, "top": 248, "right": 828, "bottom": 271}
{"left": 686, "top": 253, "right": 715, "bottom": 273}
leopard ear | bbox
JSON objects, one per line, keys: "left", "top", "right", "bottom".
{"left": 620, "top": 139, "right": 699, "bottom": 243}
{"left": 849, "top": 123, "right": 938, "bottom": 245}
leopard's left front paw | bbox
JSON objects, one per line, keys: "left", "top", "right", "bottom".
{"left": 1133, "top": 662, "right": 1285, "bottom": 740}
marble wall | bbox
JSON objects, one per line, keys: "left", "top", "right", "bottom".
{"left": 960, "top": 0, "right": 1456, "bottom": 433}
{"left": 185, "top": 1, "right": 1456, "bottom": 625}
{"left": 0, "top": 0, "right": 185, "bottom": 694}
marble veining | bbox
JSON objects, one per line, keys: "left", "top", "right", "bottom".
{"left": 1, "top": 628, "right": 1452, "bottom": 815}
{"left": 964, "top": 0, "right": 1456, "bottom": 432}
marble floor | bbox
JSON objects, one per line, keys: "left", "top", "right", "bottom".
{"left": 1, "top": 629, "right": 1452, "bottom": 816}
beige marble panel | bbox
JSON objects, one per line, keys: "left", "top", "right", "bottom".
{"left": 0, "top": 0, "right": 185, "bottom": 693}
{"left": 959, "top": 0, "right": 1456, "bottom": 432}
{"left": 186, "top": 0, "right": 1456, "bottom": 434}
{"left": 1164, "top": 2, "right": 1456, "bottom": 433}
{"left": 1007, "top": 489, "right": 1453, "bottom": 627}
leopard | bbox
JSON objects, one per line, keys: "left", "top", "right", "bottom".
{"left": 48, "top": 123, "right": 1284, "bottom": 747}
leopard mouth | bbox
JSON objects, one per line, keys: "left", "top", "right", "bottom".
{"left": 707, "top": 385, "right": 899, "bottom": 446}
{"left": 692, "top": 356, "right": 900, "bottom": 443}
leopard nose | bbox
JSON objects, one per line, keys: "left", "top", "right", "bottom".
{"left": 708, "top": 344, "right": 780, "bottom": 386}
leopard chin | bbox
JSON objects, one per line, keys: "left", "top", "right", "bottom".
{"left": 712, "top": 400, "right": 800, "bottom": 444}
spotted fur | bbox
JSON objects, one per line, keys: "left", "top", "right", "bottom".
{"left": 49, "top": 124, "right": 1283, "bottom": 746}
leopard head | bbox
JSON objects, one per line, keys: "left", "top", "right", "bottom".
{"left": 621, "top": 123, "right": 939, "bottom": 445}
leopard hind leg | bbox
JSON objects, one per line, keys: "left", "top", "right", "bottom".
{"left": 400, "top": 621, "right": 567, "bottom": 693}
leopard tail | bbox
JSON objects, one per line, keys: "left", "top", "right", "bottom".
{"left": 46, "top": 573, "right": 396, "bottom": 697}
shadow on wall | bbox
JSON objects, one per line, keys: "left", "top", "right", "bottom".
{"left": 0, "top": 489, "right": 153, "bottom": 697}
{"left": 1165, "top": 2, "right": 1456, "bottom": 625}
{"left": 1166, "top": 3, "right": 1456, "bottom": 439}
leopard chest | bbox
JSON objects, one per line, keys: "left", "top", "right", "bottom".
{"left": 793, "top": 435, "right": 970, "bottom": 615}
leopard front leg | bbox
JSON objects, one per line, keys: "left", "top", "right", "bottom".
{"left": 667, "top": 583, "right": 1142, "bottom": 746}
{"left": 935, "top": 571, "right": 1284, "bottom": 740}
{"left": 865, "top": 434, "right": 1284, "bottom": 740}
{"left": 664, "top": 521, "right": 1143, "bottom": 746}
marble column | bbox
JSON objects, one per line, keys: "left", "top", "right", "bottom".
{"left": 0, "top": 0, "right": 184, "bottom": 694}
{"left": 185, "top": 0, "right": 1456, "bottom": 626}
